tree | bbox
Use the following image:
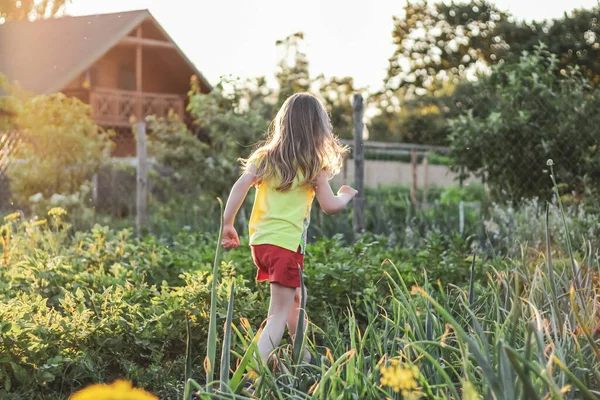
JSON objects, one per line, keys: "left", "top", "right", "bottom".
{"left": 541, "top": 7, "right": 600, "bottom": 84}
{"left": 374, "top": 1, "right": 600, "bottom": 144}
{"left": 275, "top": 32, "right": 311, "bottom": 108}
{"left": 366, "top": 106, "right": 403, "bottom": 143}
{"left": 386, "top": 0, "right": 515, "bottom": 94}
{"left": 274, "top": 32, "right": 360, "bottom": 140}
{"left": 313, "top": 75, "right": 357, "bottom": 140}
{"left": 373, "top": 0, "right": 521, "bottom": 143}
{"left": 449, "top": 46, "right": 600, "bottom": 202}
{"left": 236, "top": 75, "right": 277, "bottom": 122}
{"left": 368, "top": 83, "right": 461, "bottom": 144}
{"left": 150, "top": 76, "right": 270, "bottom": 199}
{"left": 385, "top": 0, "right": 600, "bottom": 94}
{"left": 0, "top": 0, "right": 70, "bottom": 22}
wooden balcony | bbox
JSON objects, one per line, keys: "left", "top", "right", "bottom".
{"left": 89, "top": 88, "right": 185, "bottom": 127}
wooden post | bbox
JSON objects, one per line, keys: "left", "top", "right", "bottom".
{"left": 110, "top": 164, "right": 118, "bottom": 218}
{"left": 410, "top": 148, "right": 418, "bottom": 209}
{"left": 459, "top": 201, "right": 465, "bottom": 236}
{"left": 91, "top": 173, "right": 98, "bottom": 205}
{"left": 135, "top": 25, "right": 143, "bottom": 120}
{"left": 136, "top": 122, "right": 148, "bottom": 236}
{"left": 422, "top": 153, "right": 429, "bottom": 205}
{"left": 352, "top": 93, "right": 365, "bottom": 234}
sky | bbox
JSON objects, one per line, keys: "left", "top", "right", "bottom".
{"left": 67, "top": 0, "right": 600, "bottom": 91}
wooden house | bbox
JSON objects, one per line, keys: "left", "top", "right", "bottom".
{"left": 0, "top": 10, "right": 212, "bottom": 156}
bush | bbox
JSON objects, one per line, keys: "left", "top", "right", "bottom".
{"left": 449, "top": 45, "right": 600, "bottom": 203}
{"left": 7, "top": 91, "right": 112, "bottom": 211}
{"left": 146, "top": 77, "right": 270, "bottom": 203}
{"left": 0, "top": 212, "right": 265, "bottom": 399}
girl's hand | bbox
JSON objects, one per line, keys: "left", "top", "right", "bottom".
{"left": 338, "top": 185, "right": 358, "bottom": 199}
{"left": 222, "top": 225, "right": 240, "bottom": 249}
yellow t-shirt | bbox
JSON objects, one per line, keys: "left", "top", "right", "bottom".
{"left": 248, "top": 175, "right": 315, "bottom": 254}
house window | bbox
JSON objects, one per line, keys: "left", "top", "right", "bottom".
{"left": 119, "top": 65, "right": 136, "bottom": 91}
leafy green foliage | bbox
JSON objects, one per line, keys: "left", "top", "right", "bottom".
{"left": 3, "top": 186, "right": 600, "bottom": 398}
{"left": 449, "top": 46, "right": 600, "bottom": 202}
{"left": 275, "top": 32, "right": 311, "bottom": 108}
{"left": 386, "top": 0, "right": 600, "bottom": 94}
{"left": 148, "top": 76, "right": 269, "bottom": 201}
{"left": 386, "top": 0, "right": 509, "bottom": 94}
{"left": 372, "top": 0, "right": 600, "bottom": 146}
{"left": 0, "top": 76, "right": 15, "bottom": 131}
{"left": 146, "top": 114, "right": 210, "bottom": 197}
{"left": 0, "top": 214, "right": 263, "bottom": 399}
{"left": 7, "top": 92, "right": 112, "bottom": 209}
{"left": 314, "top": 75, "right": 358, "bottom": 140}
{"left": 368, "top": 90, "right": 452, "bottom": 144}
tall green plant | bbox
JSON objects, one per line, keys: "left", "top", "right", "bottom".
{"left": 205, "top": 198, "right": 224, "bottom": 391}
{"left": 291, "top": 266, "right": 307, "bottom": 367}
{"left": 219, "top": 282, "right": 235, "bottom": 392}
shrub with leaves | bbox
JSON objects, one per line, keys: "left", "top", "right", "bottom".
{"left": 7, "top": 91, "right": 112, "bottom": 208}
{"left": 449, "top": 45, "right": 600, "bottom": 202}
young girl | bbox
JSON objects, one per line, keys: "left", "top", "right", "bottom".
{"left": 221, "top": 93, "right": 358, "bottom": 365}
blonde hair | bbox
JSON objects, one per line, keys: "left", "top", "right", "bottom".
{"left": 243, "top": 93, "right": 347, "bottom": 192}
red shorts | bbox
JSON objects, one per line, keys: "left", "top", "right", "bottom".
{"left": 251, "top": 244, "right": 304, "bottom": 288}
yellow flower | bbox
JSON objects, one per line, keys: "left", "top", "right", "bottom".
{"left": 462, "top": 380, "right": 481, "bottom": 400}
{"left": 380, "top": 359, "right": 419, "bottom": 396}
{"left": 70, "top": 379, "right": 158, "bottom": 400}
{"left": 246, "top": 370, "right": 258, "bottom": 381}
{"left": 48, "top": 207, "right": 67, "bottom": 217}
{"left": 33, "top": 219, "right": 48, "bottom": 227}
{"left": 440, "top": 323, "right": 452, "bottom": 348}
{"left": 239, "top": 317, "right": 251, "bottom": 332}
{"left": 3, "top": 212, "right": 21, "bottom": 222}
{"left": 325, "top": 347, "right": 335, "bottom": 363}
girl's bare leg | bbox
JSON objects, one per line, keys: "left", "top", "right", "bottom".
{"left": 257, "top": 283, "right": 296, "bottom": 363}
{"left": 286, "top": 287, "right": 312, "bottom": 362}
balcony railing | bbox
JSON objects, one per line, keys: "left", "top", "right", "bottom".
{"left": 89, "top": 88, "right": 185, "bottom": 127}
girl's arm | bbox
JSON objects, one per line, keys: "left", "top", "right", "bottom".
{"left": 222, "top": 167, "right": 256, "bottom": 249}
{"left": 314, "top": 170, "right": 358, "bottom": 215}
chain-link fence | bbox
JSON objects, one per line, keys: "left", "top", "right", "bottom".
{"left": 0, "top": 123, "right": 482, "bottom": 240}
{"left": 0, "top": 129, "right": 18, "bottom": 210}
{"left": 9, "top": 110, "right": 585, "bottom": 244}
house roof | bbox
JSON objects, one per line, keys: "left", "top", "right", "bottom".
{"left": 0, "top": 10, "right": 212, "bottom": 94}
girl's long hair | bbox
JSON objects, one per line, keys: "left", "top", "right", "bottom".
{"left": 243, "top": 93, "right": 347, "bottom": 192}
